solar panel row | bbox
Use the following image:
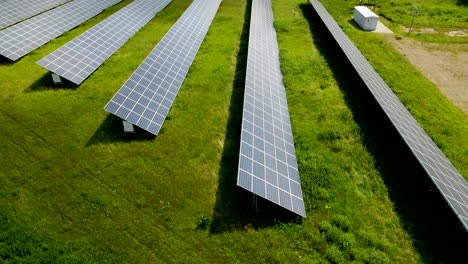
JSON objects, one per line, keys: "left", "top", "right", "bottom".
{"left": 3, "top": 0, "right": 460, "bottom": 225}
{"left": 0, "top": 0, "right": 71, "bottom": 30}
{"left": 0, "top": 0, "right": 122, "bottom": 61}
{"left": 237, "top": 0, "right": 305, "bottom": 217}
{"left": 104, "top": 0, "right": 222, "bottom": 135}
{"left": 37, "top": 0, "right": 173, "bottom": 85}
{"left": 309, "top": 0, "right": 468, "bottom": 230}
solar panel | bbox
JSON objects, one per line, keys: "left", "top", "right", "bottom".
{"left": 0, "top": 0, "right": 71, "bottom": 30}
{"left": 36, "top": 0, "right": 173, "bottom": 85}
{"left": 237, "top": 0, "right": 306, "bottom": 217}
{"left": 309, "top": 0, "right": 468, "bottom": 230}
{"left": 0, "top": 0, "right": 122, "bottom": 61}
{"left": 104, "top": 0, "right": 222, "bottom": 135}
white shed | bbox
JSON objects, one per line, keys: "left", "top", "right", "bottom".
{"left": 353, "top": 6, "right": 379, "bottom": 31}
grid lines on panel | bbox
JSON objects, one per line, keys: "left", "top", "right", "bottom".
{"left": 104, "top": 0, "right": 222, "bottom": 135}
{"left": 37, "top": 0, "right": 173, "bottom": 85}
{"left": 0, "top": 0, "right": 71, "bottom": 30}
{"left": 237, "top": 0, "right": 306, "bottom": 217}
{"left": 309, "top": 0, "right": 468, "bottom": 230}
{"left": 0, "top": 0, "right": 122, "bottom": 61}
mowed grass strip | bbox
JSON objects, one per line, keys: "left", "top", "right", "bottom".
{"left": 0, "top": 0, "right": 466, "bottom": 263}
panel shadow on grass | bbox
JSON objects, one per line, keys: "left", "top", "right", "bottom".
{"left": 210, "top": 0, "right": 301, "bottom": 234}
{"left": 86, "top": 114, "right": 155, "bottom": 146}
{"left": 300, "top": 3, "right": 466, "bottom": 263}
{"left": 456, "top": 0, "right": 467, "bottom": 7}
{"left": 25, "top": 72, "right": 78, "bottom": 92}
{"left": 0, "top": 55, "right": 15, "bottom": 65}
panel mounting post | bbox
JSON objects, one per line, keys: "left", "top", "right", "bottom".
{"left": 252, "top": 194, "right": 259, "bottom": 213}
{"left": 51, "top": 73, "right": 62, "bottom": 84}
{"left": 122, "top": 120, "right": 135, "bottom": 134}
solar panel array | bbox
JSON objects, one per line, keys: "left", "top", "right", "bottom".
{"left": 0, "top": 0, "right": 122, "bottom": 61}
{"left": 37, "top": 0, "right": 173, "bottom": 85}
{"left": 0, "top": 0, "right": 71, "bottom": 30}
{"left": 309, "top": 0, "right": 468, "bottom": 230}
{"left": 104, "top": 0, "right": 222, "bottom": 135}
{"left": 237, "top": 0, "right": 305, "bottom": 217}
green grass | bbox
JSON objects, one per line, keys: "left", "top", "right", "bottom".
{"left": 0, "top": 0, "right": 466, "bottom": 263}
{"left": 379, "top": 0, "right": 467, "bottom": 27}
{"left": 362, "top": 0, "right": 468, "bottom": 42}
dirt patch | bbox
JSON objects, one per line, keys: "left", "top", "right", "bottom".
{"left": 445, "top": 30, "right": 468, "bottom": 37}
{"left": 401, "top": 26, "right": 438, "bottom": 34}
{"left": 382, "top": 35, "right": 468, "bottom": 115}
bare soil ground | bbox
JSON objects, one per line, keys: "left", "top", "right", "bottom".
{"left": 382, "top": 35, "right": 468, "bottom": 115}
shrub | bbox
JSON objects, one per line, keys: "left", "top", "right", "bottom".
{"left": 331, "top": 215, "right": 351, "bottom": 232}
{"left": 364, "top": 249, "right": 390, "bottom": 264}
{"left": 197, "top": 215, "right": 211, "bottom": 231}
{"left": 325, "top": 246, "right": 345, "bottom": 264}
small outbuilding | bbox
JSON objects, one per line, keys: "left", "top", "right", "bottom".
{"left": 353, "top": 6, "right": 379, "bottom": 31}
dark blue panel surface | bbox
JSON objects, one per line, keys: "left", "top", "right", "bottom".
{"left": 237, "top": 0, "right": 306, "bottom": 217}
{"left": 104, "top": 0, "right": 222, "bottom": 135}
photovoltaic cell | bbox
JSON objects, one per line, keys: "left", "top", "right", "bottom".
{"left": 104, "top": 0, "right": 222, "bottom": 135}
{"left": 309, "top": 0, "right": 468, "bottom": 230}
{"left": 36, "top": 0, "right": 173, "bottom": 85}
{"left": 0, "top": 0, "right": 122, "bottom": 61}
{"left": 237, "top": 0, "right": 306, "bottom": 217}
{"left": 0, "top": 0, "right": 71, "bottom": 30}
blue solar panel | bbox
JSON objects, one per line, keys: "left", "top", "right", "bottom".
{"left": 0, "top": 0, "right": 71, "bottom": 30}
{"left": 237, "top": 0, "right": 305, "bottom": 217}
{"left": 104, "top": 0, "right": 222, "bottom": 135}
{"left": 0, "top": 0, "right": 122, "bottom": 61}
{"left": 37, "top": 0, "right": 173, "bottom": 85}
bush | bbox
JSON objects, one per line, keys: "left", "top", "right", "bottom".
{"left": 331, "top": 215, "right": 351, "bottom": 232}
{"left": 319, "top": 221, "right": 355, "bottom": 252}
{"left": 353, "top": 248, "right": 390, "bottom": 264}
{"left": 197, "top": 215, "right": 212, "bottom": 231}
{"left": 318, "top": 221, "right": 333, "bottom": 233}
{"left": 365, "top": 250, "right": 390, "bottom": 264}
{"left": 325, "top": 246, "right": 345, "bottom": 264}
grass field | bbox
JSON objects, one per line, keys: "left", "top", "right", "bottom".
{"left": 378, "top": 0, "right": 467, "bottom": 27}
{"left": 361, "top": 0, "right": 468, "bottom": 43}
{"left": 0, "top": 0, "right": 466, "bottom": 263}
